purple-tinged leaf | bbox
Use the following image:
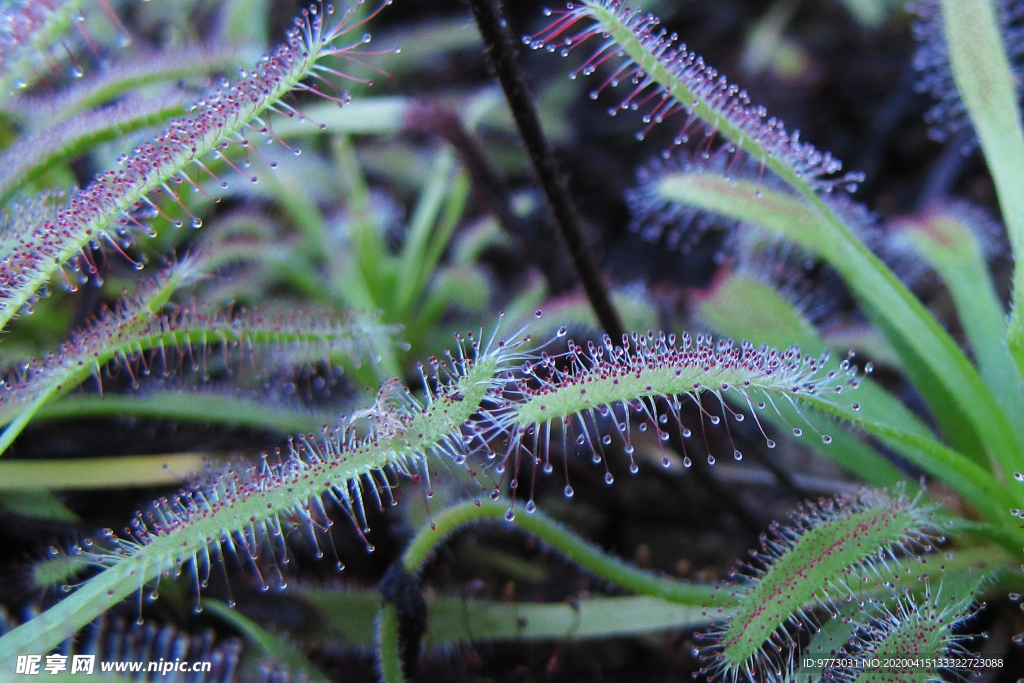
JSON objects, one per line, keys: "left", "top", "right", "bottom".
{"left": 0, "top": 1, "right": 394, "bottom": 330}
{"left": 3, "top": 45, "right": 246, "bottom": 125}
{"left": 0, "top": 92, "right": 195, "bottom": 202}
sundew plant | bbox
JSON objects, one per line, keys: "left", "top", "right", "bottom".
{"left": 0, "top": 0, "right": 1023, "bottom": 681}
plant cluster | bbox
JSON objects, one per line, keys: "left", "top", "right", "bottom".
{"left": 0, "top": 0, "right": 1022, "bottom": 682}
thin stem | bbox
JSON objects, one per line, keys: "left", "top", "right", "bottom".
{"left": 376, "top": 605, "right": 406, "bottom": 683}
{"left": 402, "top": 499, "right": 721, "bottom": 606}
{"left": 467, "top": 0, "right": 624, "bottom": 340}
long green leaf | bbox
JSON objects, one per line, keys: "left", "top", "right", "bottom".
{"left": 935, "top": 0, "right": 1024, "bottom": 387}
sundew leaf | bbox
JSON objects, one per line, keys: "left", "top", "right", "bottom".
{"left": 0, "top": 1, "right": 395, "bottom": 331}
{"left": 0, "top": 325, "right": 526, "bottom": 659}
{"left": 700, "top": 488, "right": 937, "bottom": 682}
{"left": 916, "top": 0, "right": 1024, "bottom": 382}
{"left": 3, "top": 45, "right": 246, "bottom": 125}
{"left": 0, "top": 261, "right": 398, "bottom": 457}
{"left": 0, "top": 92, "right": 195, "bottom": 203}
{"left": 838, "top": 579, "right": 985, "bottom": 683}
{"left": 525, "top": 0, "right": 862, "bottom": 195}
{"left": 477, "top": 329, "right": 864, "bottom": 510}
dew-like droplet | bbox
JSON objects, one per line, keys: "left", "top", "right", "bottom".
{"left": 604, "top": 473, "right": 614, "bottom": 485}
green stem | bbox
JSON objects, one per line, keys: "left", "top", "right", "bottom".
{"left": 937, "top": 0, "right": 1024, "bottom": 428}
{"left": 402, "top": 499, "right": 721, "bottom": 606}
{"left": 376, "top": 605, "right": 406, "bottom": 683}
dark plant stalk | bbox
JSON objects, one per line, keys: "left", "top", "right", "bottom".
{"left": 467, "top": 0, "right": 624, "bottom": 340}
